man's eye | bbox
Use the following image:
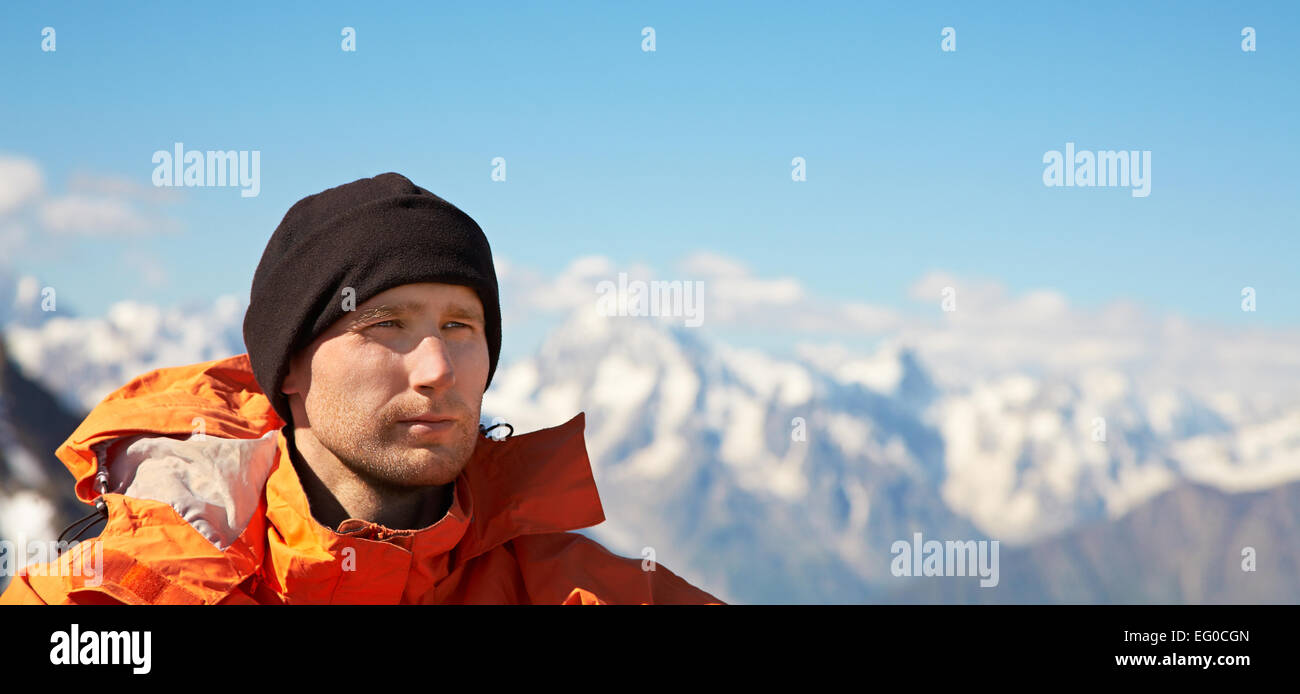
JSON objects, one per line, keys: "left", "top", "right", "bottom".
{"left": 367, "top": 320, "right": 469, "bottom": 330}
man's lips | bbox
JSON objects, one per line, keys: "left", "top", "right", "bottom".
{"left": 398, "top": 416, "right": 457, "bottom": 438}
{"left": 399, "top": 415, "right": 456, "bottom": 424}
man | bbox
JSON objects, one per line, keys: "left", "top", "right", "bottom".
{"left": 1, "top": 173, "right": 723, "bottom": 605}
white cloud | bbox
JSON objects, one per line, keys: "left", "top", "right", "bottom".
{"left": 67, "top": 170, "right": 183, "bottom": 203}
{"left": 0, "top": 156, "right": 181, "bottom": 246}
{"left": 894, "top": 276, "right": 1300, "bottom": 410}
{"left": 39, "top": 194, "right": 178, "bottom": 236}
{"left": 496, "top": 253, "right": 1300, "bottom": 412}
{"left": 497, "top": 250, "right": 904, "bottom": 336}
{"left": 0, "top": 156, "right": 44, "bottom": 216}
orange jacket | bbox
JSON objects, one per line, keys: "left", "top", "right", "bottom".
{"left": 0, "top": 354, "right": 724, "bottom": 605}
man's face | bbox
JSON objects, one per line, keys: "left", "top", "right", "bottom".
{"left": 281, "top": 282, "right": 489, "bottom": 488}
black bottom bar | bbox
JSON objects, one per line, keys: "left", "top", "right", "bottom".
{"left": 1, "top": 604, "right": 1287, "bottom": 679}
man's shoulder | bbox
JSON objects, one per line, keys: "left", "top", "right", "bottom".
{"left": 507, "top": 531, "right": 726, "bottom": 604}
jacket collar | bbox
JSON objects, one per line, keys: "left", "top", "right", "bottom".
{"left": 264, "top": 408, "right": 606, "bottom": 563}
{"left": 54, "top": 353, "right": 605, "bottom": 602}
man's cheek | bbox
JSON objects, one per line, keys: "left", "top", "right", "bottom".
{"left": 328, "top": 358, "right": 388, "bottom": 395}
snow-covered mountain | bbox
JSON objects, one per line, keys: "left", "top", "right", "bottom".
{"left": 0, "top": 332, "right": 90, "bottom": 596}
{"left": 1, "top": 290, "right": 246, "bottom": 414}
{"left": 480, "top": 306, "right": 1300, "bottom": 603}
{"left": 4, "top": 271, "right": 1299, "bottom": 603}
{"left": 893, "top": 477, "right": 1300, "bottom": 604}
{"left": 483, "top": 308, "right": 984, "bottom": 604}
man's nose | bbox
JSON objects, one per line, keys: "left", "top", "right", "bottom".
{"left": 409, "top": 334, "right": 457, "bottom": 392}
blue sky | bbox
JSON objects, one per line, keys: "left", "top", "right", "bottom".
{"left": 2, "top": 0, "right": 1297, "bottom": 342}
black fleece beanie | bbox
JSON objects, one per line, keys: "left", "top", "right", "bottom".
{"left": 242, "top": 172, "right": 501, "bottom": 427}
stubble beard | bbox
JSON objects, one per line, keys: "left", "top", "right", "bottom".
{"left": 309, "top": 388, "right": 478, "bottom": 490}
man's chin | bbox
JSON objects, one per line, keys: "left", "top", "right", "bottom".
{"left": 379, "top": 446, "right": 466, "bottom": 487}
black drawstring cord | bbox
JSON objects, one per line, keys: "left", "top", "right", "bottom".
{"left": 57, "top": 502, "right": 107, "bottom": 545}
{"left": 57, "top": 468, "right": 110, "bottom": 546}
{"left": 479, "top": 421, "right": 514, "bottom": 440}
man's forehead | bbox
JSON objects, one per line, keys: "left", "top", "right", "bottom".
{"left": 358, "top": 284, "right": 483, "bottom": 317}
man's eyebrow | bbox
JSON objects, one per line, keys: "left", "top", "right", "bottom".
{"left": 443, "top": 303, "right": 484, "bottom": 322}
{"left": 348, "top": 300, "right": 483, "bottom": 326}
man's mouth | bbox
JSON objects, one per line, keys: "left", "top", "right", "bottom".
{"left": 397, "top": 416, "right": 457, "bottom": 437}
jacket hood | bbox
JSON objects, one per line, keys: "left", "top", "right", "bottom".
{"left": 47, "top": 353, "right": 607, "bottom": 603}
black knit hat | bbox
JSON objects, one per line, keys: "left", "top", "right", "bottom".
{"left": 242, "top": 172, "right": 501, "bottom": 427}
